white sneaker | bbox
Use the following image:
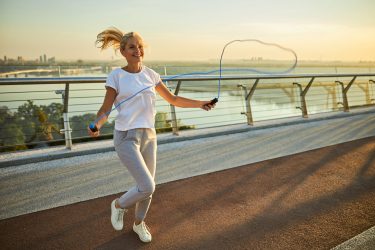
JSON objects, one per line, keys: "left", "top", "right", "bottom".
{"left": 111, "top": 199, "right": 126, "bottom": 231}
{"left": 133, "top": 221, "right": 152, "bottom": 243}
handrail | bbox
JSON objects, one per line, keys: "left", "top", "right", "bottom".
{"left": 0, "top": 73, "right": 374, "bottom": 152}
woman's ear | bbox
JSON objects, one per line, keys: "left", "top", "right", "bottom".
{"left": 120, "top": 47, "right": 125, "bottom": 57}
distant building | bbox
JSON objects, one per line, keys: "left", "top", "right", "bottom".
{"left": 40, "top": 55, "right": 43, "bottom": 63}
{"left": 17, "top": 56, "right": 24, "bottom": 64}
{"left": 4, "top": 56, "right": 7, "bottom": 62}
{"left": 48, "top": 57, "right": 56, "bottom": 64}
{"left": 43, "top": 54, "right": 47, "bottom": 63}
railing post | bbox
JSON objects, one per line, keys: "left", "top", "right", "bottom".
{"left": 293, "top": 77, "right": 315, "bottom": 118}
{"left": 170, "top": 80, "right": 181, "bottom": 135}
{"left": 62, "top": 83, "right": 72, "bottom": 149}
{"left": 238, "top": 79, "right": 259, "bottom": 125}
{"left": 336, "top": 76, "right": 356, "bottom": 112}
{"left": 293, "top": 82, "right": 303, "bottom": 111}
{"left": 369, "top": 80, "right": 375, "bottom": 102}
{"left": 356, "top": 81, "right": 372, "bottom": 105}
{"left": 323, "top": 85, "right": 339, "bottom": 110}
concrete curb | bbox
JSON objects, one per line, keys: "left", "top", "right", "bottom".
{"left": 1, "top": 108, "right": 374, "bottom": 168}
{"left": 331, "top": 226, "right": 375, "bottom": 250}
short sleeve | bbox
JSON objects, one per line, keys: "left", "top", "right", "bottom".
{"left": 150, "top": 68, "right": 162, "bottom": 85}
{"left": 105, "top": 70, "right": 118, "bottom": 92}
{"left": 155, "top": 72, "right": 161, "bottom": 85}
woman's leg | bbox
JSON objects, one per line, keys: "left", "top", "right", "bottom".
{"left": 135, "top": 129, "right": 157, "bottom": 222}
{"left": 114, "top": 129, "right": 156, "bottom": 209}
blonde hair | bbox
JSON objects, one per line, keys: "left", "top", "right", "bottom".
{"left": 95, "top": 27, "right": 144, "bottom": 52}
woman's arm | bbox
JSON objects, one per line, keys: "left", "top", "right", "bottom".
{"left": 155, "top": 81, "right": 215, "bottom": 110}
{"left": 88, "top": 87, "right": 117, "bottom": 137}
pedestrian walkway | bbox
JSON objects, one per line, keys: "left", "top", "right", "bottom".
{"left": 1, "top": 136, "right": 374, "bottom": 249}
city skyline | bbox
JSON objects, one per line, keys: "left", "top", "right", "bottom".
{"left": 1, "top": 0, "right": 374, "bottom": 62}
{"left": 2, "top": 54, "right": 56, "bottom": 64}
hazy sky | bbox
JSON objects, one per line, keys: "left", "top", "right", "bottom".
{"left": 1, "top": 0, "right": 374, "bottom": 61}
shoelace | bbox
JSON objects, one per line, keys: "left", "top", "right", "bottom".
{"left": 117, "top": 209, "right": 124, "bottom": 222}
{"left": 141, "top": 222, "right": 151, "bottom": 236}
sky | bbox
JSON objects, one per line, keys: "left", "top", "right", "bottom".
{"left": 0, "top": 0, "right": 374, "bottom": 62}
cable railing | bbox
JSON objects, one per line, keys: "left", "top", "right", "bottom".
{"left": 0, "top": 73, "right": 374, "bottom": 152}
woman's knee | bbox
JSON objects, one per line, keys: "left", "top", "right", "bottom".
{"left": 138, "top": 180, "right": 155, "bottom": 197}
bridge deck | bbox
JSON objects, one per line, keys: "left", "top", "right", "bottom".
{"left": 1, "top": 136, "right": 374, "bottom": 249}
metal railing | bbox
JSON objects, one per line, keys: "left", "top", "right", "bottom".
{"left": 0, "top": 73, "right": 374, "bottom": 152}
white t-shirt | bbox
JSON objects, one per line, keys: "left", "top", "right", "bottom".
{"left": 105, "top": 66, "right": 161, "bottom": 131}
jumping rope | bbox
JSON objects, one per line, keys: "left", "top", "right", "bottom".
{"left": 89, "top": 39, "right": 298, "bottom": 132}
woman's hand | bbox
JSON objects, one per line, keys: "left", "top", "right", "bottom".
{"left": 87, "top": 125, "right": 100, "bottom": 137}
{"left": 87, "top": 87, "right": 116, "bottom": 138}
{"left": 201, "top": 101, "right": 216, "bottom": 111}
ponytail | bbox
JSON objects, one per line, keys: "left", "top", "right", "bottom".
{"left": 96, "top": 27, "right": 144, "bottom": 52}
{"left": 96, "top": 27, "right": 124, "bottom": 51}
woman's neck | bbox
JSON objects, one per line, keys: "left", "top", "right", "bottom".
{"left": 123, "top": 63, "right": 142, "bottom": 73}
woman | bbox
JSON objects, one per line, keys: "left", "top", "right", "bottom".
{"left": 88, "top": 27, "right": 215, "bottom": 243}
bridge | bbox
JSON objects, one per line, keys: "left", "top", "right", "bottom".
{"left": 0, "top": 73, "right": 374, "bottom": 249}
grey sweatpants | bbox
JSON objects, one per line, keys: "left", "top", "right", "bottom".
{"left": 114, "top": 128, "right": 157, "bottom": 221}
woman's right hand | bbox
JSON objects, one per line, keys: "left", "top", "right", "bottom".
{"left": 87, "top": 125, "right": 100, "bottom": 137}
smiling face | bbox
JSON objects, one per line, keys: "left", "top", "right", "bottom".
{"left": 120, "top": 35, "right": 145, "bottom": 64}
